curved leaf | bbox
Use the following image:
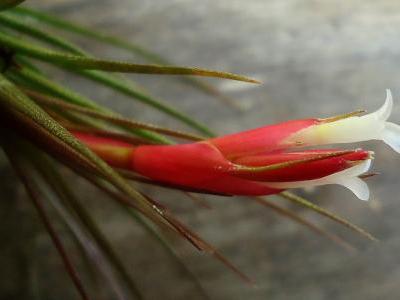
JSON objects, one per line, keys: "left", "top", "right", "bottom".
{"left": 279, "top": 191, "right": 378, "bottom": 242}
{"left": 0, "top": 31, "right": 259, "bottom": 83}
{"left": 7, "top": 66, "right": 172, "bottom": 144}
{"left": 26, "top": 89, "right": 205, "bottom": 141}
{"left": 9, "top": 7, "right": 252, "bottom": 107}
{"left": 0, "top": 73, "right": 184, "bottom": 239}
{"left": 254, "top": 196, "right": 356, "bottom": 253}
{"left": 0, "top": 14, "right": 215, "bottom": 135}
{"left": 0, "top": 0, "right": 24, "bottom": 11}
{"left": 3, "top": 146, "right": 90, "bottom": 300}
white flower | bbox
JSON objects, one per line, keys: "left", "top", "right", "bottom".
{"left": 265, "top": 159, "right": 372, "bottom": 201}
{"left": 277, "top": 89, "right": 400, "bottom": 200}
{"left": 287, "top": 89, "right": 400, "bottom": 152}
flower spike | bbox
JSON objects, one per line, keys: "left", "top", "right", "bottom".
{"left": 74, "top": 131, "right": 373, "bottom": 200}
{"left": 70, "top": 89, "right": 400, "bottom": 201}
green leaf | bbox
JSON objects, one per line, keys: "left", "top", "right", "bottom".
{"left": 45, "top": 152, "right": 209, "bottom": 297}
{"left": 279, "top": 191, "right": 378, "bottom": 242}
{"left": 0, "top": 73, "right": 183, "bottom": 239}
{"left": 0, "top": 13, "right": 85, "bottom": 55}
{"left": 10, "top": 6, "right": 165, "bottom": 60}
{"left": 0, "top": 30, "right": 259, "bottom": 83}
{"left": 73, "top": 69, "right": 215, "bottom": 136}
{"left": 253, "top": 197, "right": 356, "bottom": 253}
{"left": 75, "top": 171, "right": 212, "bottom": 296}
{"left": 81, "top": 172, "right": 252, "bottom": 284}
{"left": 9, "top": 6, "right": 250, "bottom": 107}
{"left": 3, "top": 145, "right": 90, "bottom": 300}
{"left": 7, "top": 66, "right": 172, "bottom": 144}
{"left": 26, "top": 88, "right": 205, "bottom": 141}
{"left": 0, "top": 15, "right": 215, "bottom": 135}
{"left": 0, "top": 0, "right": 24, "bottom": 11}
{"left": 29, "top": 151, "right": 143, "bottom": 300}
{"left": 11, "top": 60, "right": 212, "bottom": 138}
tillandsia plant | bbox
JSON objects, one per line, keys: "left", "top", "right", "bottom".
{"left": 0, "top": 1, "right": 399, "bottom": 299}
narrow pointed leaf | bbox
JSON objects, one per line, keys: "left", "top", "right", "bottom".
{"left": 254, "top": 197, "right": 356, "bottom": 253}
{"left": 25, "top": 88, "right": 205, "bottom": 141}
{"left": 279, "top": 191, "right": 378, "bottom": 242}
{"left": 3, "top": 105, "right": 215, "bottom": 269}
{"left": 0, "top": 0, "right": 24, "bottom": 10}
{"left": 71, "top": 169, "right": 212, "bottom": 297}
{"left": 0, "top": 31, "right": 259, "bottom": 83}
{"left": 3, "top": 104, "right": 211, "bottom": 255}
{"left": 7, "top": 66, "right": 171, "bottom": 143}
{"left": 0, "top": 74, "right": 185, "bottom": 239}
{"left": 9, "top": 7, "right": 255, "bottom": 106}
{"left": 3, "top": 146, "right": 90, "bottom": 300}
{"left": 183, "top": 192, "right": 212, "bottom": 209}
{"left": 0, "top": 15, "right": 215, "bottom": 136}
{"left": 141, "top": 193, "right": 253, "bottom": 284}
{"left": 0, "top": 13, "right": 85, "bottom": 55}
{"left": 13, "top": 123, "right": 209, "bottom": 297}
{"left": 30, "top": 153, "right": 143, "bottom": 300}
{"left": 10, "top": 7, "right": 170, "bottom": 60}
{"left": 79, "top": 176, "right": 209, "bottom": 299}
{"left": 78, "top": 169, "right": 250, "bottom": 284}
{"left": 72, "top": 69, "right": 215, "bottom": 136}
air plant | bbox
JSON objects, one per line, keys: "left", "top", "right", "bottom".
{"left": 0, "top": 1, "right": 395, "bottom": 299}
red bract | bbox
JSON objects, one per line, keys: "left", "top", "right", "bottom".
{"left": 210, "top": 119, "right": 318, "bottom": 158}
{"left": 72, "top": 132, "right": 135, "bottom": 169}
{"left": 231, "top": 149, "right": 369, "bottom": 182}
{"left": 72, "top": 116, "right": 372, "bottom": 199}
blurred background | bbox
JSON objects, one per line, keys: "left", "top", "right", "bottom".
{"left": 1, "top": 0, "right": 400, "bottom": 299}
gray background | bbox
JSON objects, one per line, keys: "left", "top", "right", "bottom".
{"left": 1, "top": 1, "right": 400, "bottom": 299}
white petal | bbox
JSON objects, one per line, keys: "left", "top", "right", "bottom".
{"left": 382, "top": 122, "right": 400, "bottom": 153}
{"left": 376, "top": 89, "right": 393, "bottom": 121}
{"left": 335, "top": 177, "right": 370, "bottom": 201}
{"left": 286, "top": 90, "right": 395, "bottom": 147}
{"left": 265, "top": 159, "right": 372, "bottom": 200}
